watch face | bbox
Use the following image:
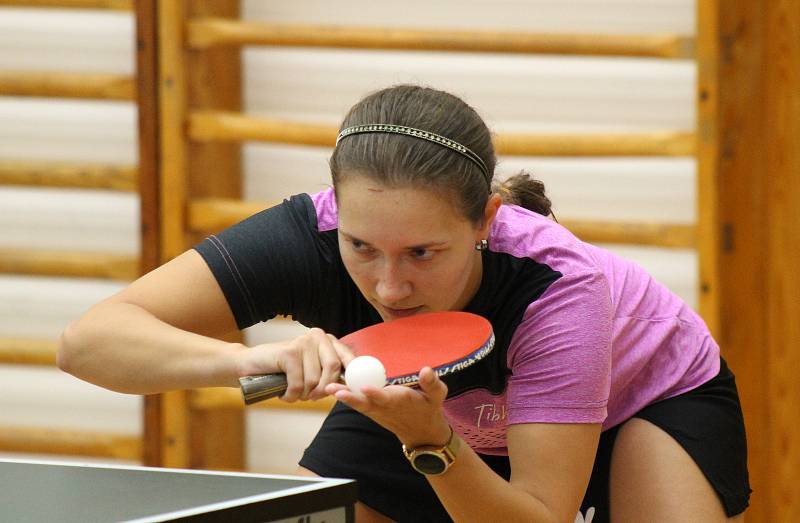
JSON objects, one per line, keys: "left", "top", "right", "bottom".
{"left": 412, "top": 451, "right": 447, "bottom": 475}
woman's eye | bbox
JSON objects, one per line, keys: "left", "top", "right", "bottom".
{"left": 411, "top": 248, "right": 434, "bottom": 260}
{"left": 351, "top": 240, "right": 372, "bottom": 253}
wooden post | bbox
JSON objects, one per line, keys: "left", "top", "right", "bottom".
{"left": 184, "top": 0, "right": 245, "bottom": 472}
{"left": 184, "top": 1, "right": 243, "bottom": 246}
{"left": 760, "top": 1, "right": 800, "bottom": 519}
{"left": 139, "top": 0, "right": 195, "bottom": 470}
{"left": 137, "top": 0, "right": 199, "bottom": 469}
{"left": 134, "top": 0, "right": 160, "bottom": 313}
{"left": 702, "top": 0, "right": 800, "bottom": 520}
{"left": 140, "top": 0, "right": 245, "bottom": 470}
{"left": 695, "top": 0, "right": 721, "bottom": 338}
{"left": 134, "top": 0, "right": 164, "bottom": 468}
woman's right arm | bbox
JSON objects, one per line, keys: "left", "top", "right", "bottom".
{"left": 57, "top": 249, "right": 349, "bottom": 399}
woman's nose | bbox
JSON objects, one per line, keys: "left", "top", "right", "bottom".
{"left": 375, "top": 262, "right": 412, "bottom": 303}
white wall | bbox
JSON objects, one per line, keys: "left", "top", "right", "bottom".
{"left": 0, "top": 0, "right": 696, "bottom": 473}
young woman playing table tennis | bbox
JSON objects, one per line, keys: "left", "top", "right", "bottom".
{"left": 59, "top": 84, "right": 750, "bottom": 522}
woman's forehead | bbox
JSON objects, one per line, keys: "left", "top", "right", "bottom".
{"left": 336, "top": 175, "right": 459, "bottom": 206}
{"left": 337, "top": 179, "right": 459, "bottom": 215}
{"left": 335, "top": 180, "right": 473, "bottom": 238}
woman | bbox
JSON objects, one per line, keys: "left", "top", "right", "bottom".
{"left": 59, "top": 85, "right": 750, "bottom": 522}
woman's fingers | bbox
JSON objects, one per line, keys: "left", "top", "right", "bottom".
{"left": 418, "top": 366, "right": 448, "bottom": 402}
{"left": 309, "top": 331, "right": 347, "bottom": 400}
{"left": 277, "top": 328, "right": 353, "bottom": 402}
{"left": 329, "top": 382, "right": 450, "bottom": 446}
{"left": 328, "top": 334, "right": 356, "bottom": 367}
{"left": 279, "top": 328, "right": 321, "bottom": 402}
{"left": 279, "top": 348, "right": 305, "bottom": 402}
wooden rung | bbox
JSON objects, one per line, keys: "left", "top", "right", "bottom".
{"left": 0, "top": 248, "right": 139, "bottom": 280}
{"left": 189, "top": 198, "right": 696, "bottom": 249}
{"left": 190, "top": 111, "right": 335, "bottom": 148}
{"left": 188, "top": 18, "right": 695, "bottom": 59}
{"left": 190, "top": 111, "right": 696, "bottom": 157}
{"left": 0, "top": 160, "right": 137, "bottom": 191}
{"left": 0, "top": 71, "right": 135, "bottom": 101}
{"left": 188, "top": 198, "right": 273, "bottom": 233}
{"left": 190, "top": 387, "right": 335, "bottom": 413}
{"left": 0, "top": 0, "right": 132, "bottom": 10}
{"left": 0, "top": 337, "right": 57, "bottom": 366}
{"left": 0, "top": 425, "right": 141, "bottom": 460}
{"left": 495, "top": 132, "right": 695, "bottom": 157}
{"left": 560, "top": 220, "right": 696, "bottom": 249}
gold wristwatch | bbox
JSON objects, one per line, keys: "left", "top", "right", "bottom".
{"left": 402, "top": 427, "right": 461, "bottom": 475}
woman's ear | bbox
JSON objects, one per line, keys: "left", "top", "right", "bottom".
{"left": 477, "top": 194, "right": 503, "bottom": 238}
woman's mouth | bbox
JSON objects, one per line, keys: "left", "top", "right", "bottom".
{"left": 381, "top": 305, "right": 424, "bottom": 319}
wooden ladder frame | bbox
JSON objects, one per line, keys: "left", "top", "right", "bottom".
{"left": 0, "top": 0, "right": 141, "bottom": 461}
{"left": 2, "top": 1, "right": 795, "bottom": 519}
{"left": 142, "top": 0, "right": 703, "bottom": 470}
{"left": 697, "top": 2, "right": 800, "bottom": 521}
{"left": 146, "top": 3, "right": 800, "bottom": 519}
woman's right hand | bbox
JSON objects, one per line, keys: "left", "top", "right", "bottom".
{"left": 237, "top": 328, "right": 355, "bottom": 402}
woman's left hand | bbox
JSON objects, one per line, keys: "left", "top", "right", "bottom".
{"left": 324, "top": 366, "right": 452, "bottom": 447}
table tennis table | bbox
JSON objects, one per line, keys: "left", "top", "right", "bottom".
{"left": 0, "top": 458, "right": 357, "bottom": 522}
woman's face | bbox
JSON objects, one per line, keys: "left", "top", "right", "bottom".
{"left": 336, "top": 176, "right": 498, "bottom": 322}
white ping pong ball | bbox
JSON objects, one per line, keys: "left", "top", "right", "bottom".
{"left": 345, "top": 355, "right": 387, "bottom": 394}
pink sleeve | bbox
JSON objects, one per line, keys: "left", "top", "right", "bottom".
{"left": 506, "top": 271, "right": 613, "bottom": 425}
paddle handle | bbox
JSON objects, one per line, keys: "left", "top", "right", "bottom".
{"left": 239, "top": 374, "right": 288, "bottom": 405}
{"left": 239, "top": 374, "right": 347, "bottom": 405}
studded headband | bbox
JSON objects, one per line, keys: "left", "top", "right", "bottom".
{"left": 335, "top": 123, "right": 490, "bottom": 183}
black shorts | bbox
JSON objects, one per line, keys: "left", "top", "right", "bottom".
{"left": 299, "top": 357, "right": 751, "bottom": 522}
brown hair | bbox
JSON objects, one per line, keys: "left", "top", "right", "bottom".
{"left": 330, "top": 85, "right": 552, "bottom": 223}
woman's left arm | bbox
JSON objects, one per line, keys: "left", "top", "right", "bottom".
{"left": 429, "top": 421, "right": 600, "bottom": 522}
{"left": 327, "top": 368, "right": 600, "bottom": 522}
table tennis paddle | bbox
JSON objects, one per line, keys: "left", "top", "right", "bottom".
{"left": 239, "top": 311, "right": 494, "bottom": 405}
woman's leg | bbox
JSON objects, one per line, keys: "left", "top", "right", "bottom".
{"left": 296, "top": 466, "right": 396, "bottom": 522}
{"left": 609, "top": 418, "right": 742, "bottom": 522}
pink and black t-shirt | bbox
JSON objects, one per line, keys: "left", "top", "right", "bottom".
{"left": 195, "top": 188, "right": 720, "bottom": 456}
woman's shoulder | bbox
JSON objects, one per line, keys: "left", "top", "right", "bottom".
{"left": 489, "top": 204, "right": 602, "bottom": 278}
{"left": 308, "top": 187, "right": 338, "bottom": 232}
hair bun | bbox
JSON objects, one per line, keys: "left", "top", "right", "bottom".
{"left": 493, "top": 172, "right": 552, "bottom": 217}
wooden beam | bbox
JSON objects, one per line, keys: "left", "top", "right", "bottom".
{"left": 0, "top": 426, "right": 141, "bottom": 460}
{"left": 144, "top": 0, "right": 246, "bottom": 472}
{"left": 158, "top": 390, "right": 191, "bottom": 468}
{"left": 761, "top": 0, "right": 800, "bottom": 519}
{"left": 0, "top": 248, "right": 138, "bottom": 280}
{"left": 190, "top": 111, "right": 696, "bottom": 157}
{"left": 188, "top": 18, "right": 694, "bottom": 59}
{"left": 152, "top": 0, "right": 193, "bottom": 471}
{"left": 714, "top": 2, "right": 769, "bottom": 520}
{"left": 184, "top": 7, "right": 243, "bottom": 247}
{"left": 157, "top": 0, "right": 189, "bottom": 263}
{"left": 560, "top": 220, "right": 695, "bottom": 249}
{"left": 188, "top": 197, "right": 696, "bottom": 249}
{"left": 0, "top": 160, "right": 136, "bottom": 191}
{"left": 134, "top": 0, "right": 159, "bottom": 277}
{"left": 184, "top": 0, "right": 245, "bottom": 472}
{"left": 189, "top": 111, "right": 335, "bottom": 147}
{"left": 494, "top": 131, "right": 695, "bottom": 157}
{"left": 134, "top": 0, "right": 162, "bottom": 469}
{"left": 711, "top": 0, "right": 800, "bottom": 520}
{"left": 0, "top": 0, "right": 131, "bottom": 9}
{"left": 695, "top": 0, "right": 722, "bottom": 337}
{"left": 0, "top": 72, "right": 134, "bottom": 101}
{"left": 187, "top": 197, "right": 271, "bottom": 233}
{"left": 0, "top": 338, "right": 56, "bottom": 366}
